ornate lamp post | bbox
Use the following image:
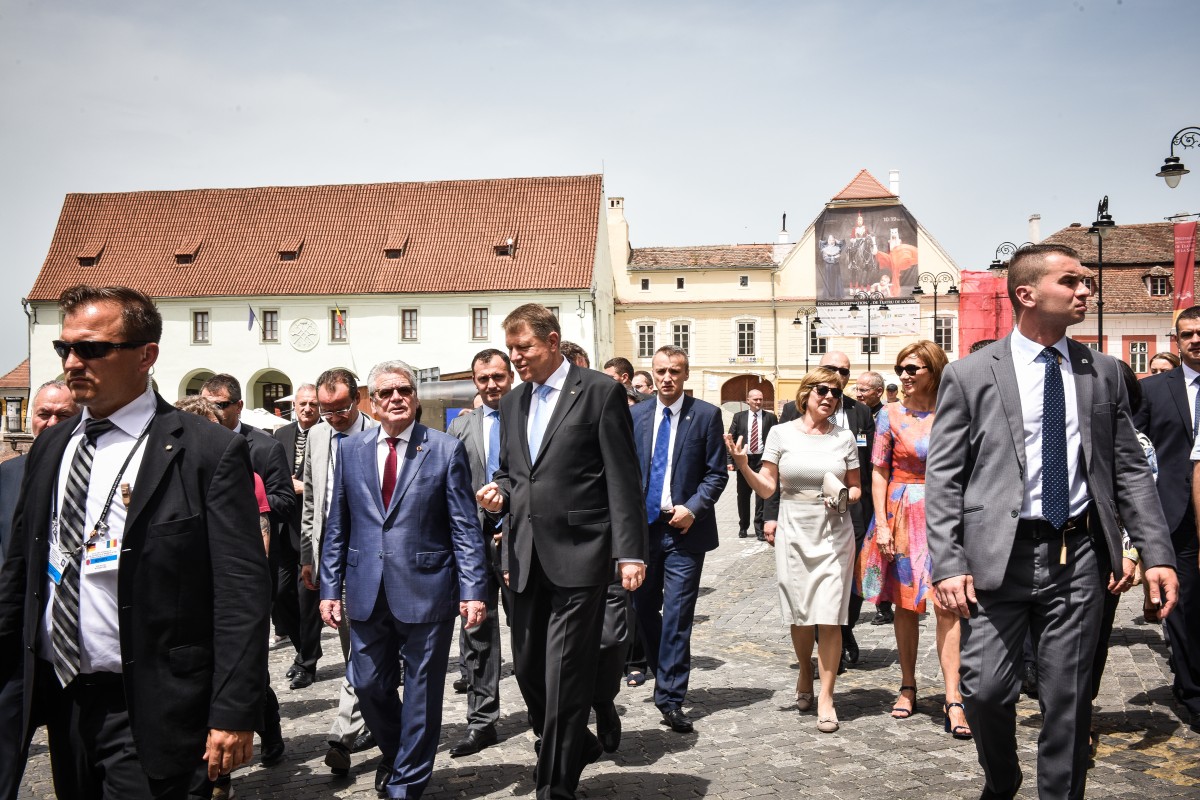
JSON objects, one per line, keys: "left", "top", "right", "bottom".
{"left": 1088, "top": 196, "right": 1117, "bottom": 353}
{"left": 847, "top": 291, "right": 889, "bottom": 372}
{"left": 1156, "top": 126, "right": 1200, "bottom": 188}
{"left": 791, "top": 305, "right": 821, "bottom": 373}
{"left": 989, "top": 241, "right": 1034, "bottom": 271}
{"left": 911, "top": 272, "right": 959, "bottom": 342}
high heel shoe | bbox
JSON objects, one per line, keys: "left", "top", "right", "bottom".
{"left": 891, "top": 685, "right": 917, "bottom": 719}
{"left": 943, "top": 702, "right": 972, "bottom": 740}
{"left": 795, "top": 691, "right": 814, "bottom": 712}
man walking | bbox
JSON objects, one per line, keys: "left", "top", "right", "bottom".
{"left": 927, "top": 244, "right": 1178, "bottom": 799}
{"left": 727, "top": 388, "right": 776, "bottom": 540}
{"left": 631, "top": 345, "right": 727, "bottom": 734}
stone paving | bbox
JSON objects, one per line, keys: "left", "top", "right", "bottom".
{"left": 19, "top": 488, "right": 1200, "bottom": 798}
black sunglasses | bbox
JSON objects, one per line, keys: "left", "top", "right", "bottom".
{"left": 895, "top": 364, "right": 928, "bottom": 376}
{"left": 53, "top": 340, "right": 148, "bottom": 360}
{"left": 210, "top": 400, "right": 238, "bottom": 410}
{"left": 813, "top": 385, "right": 843, "bottom": 399}
{"left": 830, "top": 367, "right": 851, "bottom": 377}
{"left": 374, "top": 385, "right": 415, "bottom": 401}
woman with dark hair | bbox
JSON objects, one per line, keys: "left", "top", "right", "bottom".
{"left": 1149, "top": 351, "right": 1180, "bottom": 374}
{"left": 858, "top": 341, "right": 971, "bottom": 739}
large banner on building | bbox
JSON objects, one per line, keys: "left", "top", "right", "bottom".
{"left": 1175, "top": 221, "right": 1197, "bottom": 312}
{"left": 815, "top": 205, "right": 920, "bottom": 300}
{"left": 814, "top": 301, "right": 919, "bottom": 337}
{"left": 958, "top": 271, "right": 1013, "bottom": 353}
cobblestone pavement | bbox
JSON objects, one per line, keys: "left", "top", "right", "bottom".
{"left": 19, "top": 489, "right": 1200, "bottom": 798}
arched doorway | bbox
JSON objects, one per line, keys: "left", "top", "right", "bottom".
{"left": 720, "top": 375, "right": 774, "bottom": 406}
{"left": 249, "top": 369, "right": 292, "bottom": 415}
{"left": 179, "top": 369, "right": 215, "bottom": 400}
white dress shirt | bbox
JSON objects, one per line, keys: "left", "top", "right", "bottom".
{"left": 650, "top": 395, "right": 686, "bottom": 513}
{"left": 1011, "top": 329, "right": 1090, "bottom": 521}
{"left": 483, "top": 406, "right": 500, "bottom": 466}
{"left": 375, "top": 422, "right": 415, "bottom": 491}
{"left": 527, "top": 357, "right": 571, "bottom": 443}
{"left": 746, "top": 409, "right": 766, "bottom": 454}
{"left": 39, "top": 389, "right": 156, "bottom": 674}
{"left": 1183, "top": 362, "right": 1200, "bottom": 444}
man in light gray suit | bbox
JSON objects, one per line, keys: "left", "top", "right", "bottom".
{"left": 927, "top": 243, "right": 1179, "bottom": 800}
{"left": 445, "top": 349, "right": 513, "bottom": 757}
{"left": 298, "top": 368, "right": 378, "bottom": 775}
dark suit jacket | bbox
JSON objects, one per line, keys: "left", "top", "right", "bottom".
{"left": 495, "top": 363, "right": 648, "bottom": 592}
{"left": 726, "top": 409, "right": 778, "bottom": 466}
{"left": 273, "top": 421, "right": 312, "bottom": 552}
{"left": 1133, "top": 368, "right": 1193, "bottom": 533}
{"left": 241, "top": 424, "right": 294, "bottom": 539}
{"left": 0, "top": 455, "right": 25, "bottom": 568}
{"left": 0, "top": 396, "right": 271, "bottom": 780}
{"left": 632, "top": 396, "right": 728, "bottom": 553}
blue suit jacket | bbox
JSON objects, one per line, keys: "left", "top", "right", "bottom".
{"left": 632, "top": 396, "right": 729, "bottom": 553}
{"left": 319, "top": 423, "right": 488, "bottom": 623}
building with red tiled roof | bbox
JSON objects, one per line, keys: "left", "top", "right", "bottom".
{"left": 1040, "top": 220, "right": 1200, "bottom": 373}
{"left": 0, "top": 358, "right": 31, "bottom": 449}
{"left": 25, "top": 175, "right": 615, "bottom": 417}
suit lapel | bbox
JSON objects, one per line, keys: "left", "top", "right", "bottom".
{"left": 469, "top": 408, "right": 487, "bottom": 475}
{"left": 671, "top": 396, "right": 695, "bottom": 468}
{"left": 1167, "top": 368, "right": 1193, "bottom": 444}
{"left": 637, "top": 404, "right": 654, "bottom": 486}
{"left": 533, "top": 365, "right": 583, "bottom": 468}
{"left": 992, "top": 336, "right": 1028, "bottom": 478}
{"left": 387, "top": 425, "right": 430, "bottom": 514}
{"left": 125, "top": 403, "right": 184, "bottom": 536}
{"left": 516, "top": 383, "right": 534, "bottom": 472}
{"left": 1068, "top": 340, "right": 1095, "bottom": 470}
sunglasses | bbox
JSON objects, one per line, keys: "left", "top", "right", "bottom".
{"left": 829, "top": 367, "right": 851, "bottom": 377}
{"left": 813, "top": 385, "right": 844, "bottom": 399}
{"left": 374, "top": 385, "right": 415, "bottom": 401}
{"left": 895, "top": 364, "right": 928, "bottom": 376}
{"left": 210, "top": 400, "right": 238, "bottom": 410}
{"left": 53, "top": 340, "right": 148, "bottom": 360}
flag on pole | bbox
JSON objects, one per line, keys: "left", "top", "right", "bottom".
{"left": 247, "top": 305, "right": 257, "bottom": 331}
{"left": 335, "top": 306, "right": 345, "bottom": 327}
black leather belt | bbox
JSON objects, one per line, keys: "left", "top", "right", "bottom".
{"left": 1015, "top": 509, "right": 1090, "bottom": 540}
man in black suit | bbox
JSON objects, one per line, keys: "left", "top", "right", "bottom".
{"left": 0, "top": 284, "right": 270, "bottom": 798}
{"left": 1137, "top": 306, "right": 1200, "bottom": 729}
{"left": 0, "top": 380, "right": 77, "bottom": 800}
{"left": 477, "top": 303, "right": 647, "bottom": 800}
{"left": 272, "top": 384, "right": 324, "bottom": 690}
{"left": 445, "top": 349, "right": 514, "bottom": 757}
{"left": 768, "top": 351, "right": 875, "bottom": 666}
{"left": 727, "top": 388, "right": 777, "bottom": 540}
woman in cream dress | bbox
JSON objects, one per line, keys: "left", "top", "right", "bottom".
{"left": 726, "top": 367, "right": 861, "bottom": 733}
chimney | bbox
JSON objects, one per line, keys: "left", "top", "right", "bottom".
{"left": 889, "top": 169, "right": 901, "bottom": 196}
{"left": 777, "top": 213, "right": 789, "bottom": 244}
{"left": 773, "top": 212, "right": 794, "bottom": 263}
{"left": 606, "top": 196, "right": 631, "bottom": 272}
{"left": 1028, "top": 213, "right": 1042, "bottom": 244}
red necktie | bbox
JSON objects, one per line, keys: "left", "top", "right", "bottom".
{"left": 381, "top": 437, "right": 399, "bottom": 506}
{"left": 750, "top": 412, "right": 760, "bottom": 453}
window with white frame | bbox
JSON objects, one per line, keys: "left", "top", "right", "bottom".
{"left": 330, "top": 309, "right": 348, "bottom": 342}
{"left": 401, "top": 309, "right": 418, "bottom": 341}
{"left": 1149, "top": 276, "right": 1170, "bottom": 297}
{"left": 192, "top": 311, "right": 209, "bottom": 344}
{"left": 637, "top": 324, "right": 656, "bottom": 359}
{"left": 261, "top": 310, "right": 279, "bottom": 342}
{"left": 934, "top": 316, "right": 954, "bottom": 352}
{"left": 1129, "top": 341, "right": 1148, "bottom": 373}
{"left": 471, "top": 307, "right": 488, "bottom": 340}
{"left": 737, "top": 321, "right": 756, "bottom": 357}
{"left": 672, "top": 322, "right": 690, "bottom": 355}
{"left": 861, "top": 336, "right": 880, "bottom": 356}
{"left": 809, "top": 321, "right": 827, "bottom": 356}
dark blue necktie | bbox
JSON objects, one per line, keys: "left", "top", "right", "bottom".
{"left": 485, "top": 409, "right": 501, "bottom": 481}
{"left": 1041, "top": 347, "right": 1069, "bottom": 529}
{"left": 646, "top": 407, "right": 672, "bottom": 523}
{"left": 1192, "top": 377, "right": 1200, "bottom": 439}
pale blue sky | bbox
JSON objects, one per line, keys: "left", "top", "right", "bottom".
{"left": 2, "top": 0, "right": 1197, "bottom": 375}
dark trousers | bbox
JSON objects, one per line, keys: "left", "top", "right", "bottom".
{"left": 510, "top": 550, "right": 605, "bottom": 800}
{"left": 460, "top": 578, "right": 502, "bottom": 732}
{"left": 0, "top": 657, "right": 32, "bottom": 800}
{"left": 33, "top": 661, "right": 200, "bottom": 800}
{"left": 960, "top": 530, "right": 1103, "bottom": 800}
{"left": 1163, "top": 514, "right": 1200, "bottom": 720}
{"left": 348, "top": 590, "right": 454, "bottom": 800}
{"left": 633, "top": 522, "right": 705, "bottom": 711}
{"left": 272, "top": 542, "right": 323, "bottom": 676}
{"left": 736, "top": 455, "right": 765, "bottom": 534}
{"left": 593, "top": 582, "right": 632, "bottom": 717}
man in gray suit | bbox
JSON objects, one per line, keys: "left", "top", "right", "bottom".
{"left": 445, "top": 348, "right": 513, "bottom": 757}
{"left": 927, "top": 243, "right": 1179, "bottom": 800}
{"left": 298, "top": 368, "right": 378, "bottom": 775}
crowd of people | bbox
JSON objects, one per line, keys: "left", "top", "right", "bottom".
{"left": 0, "top": 241, "right": 1195, "bottom": 800}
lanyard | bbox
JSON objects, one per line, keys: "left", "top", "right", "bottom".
{"left": 53, "top": 422, "right": 152, "bottom": 555}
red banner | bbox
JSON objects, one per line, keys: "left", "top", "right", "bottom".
{"left": 958, "top": 271, "right": 1014, "bottom": 354}
{"left": 1175, "top": 222, "right": 1198, "bottom": 311}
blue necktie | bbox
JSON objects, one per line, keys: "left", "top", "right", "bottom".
{"left": 646, "top": 407, "right": 672, "bottom": 523}
{"left": 528, "top": 384, "right": 553, "bottom": 463}
{"left": 1041, "top": 347, "right": 1069, "bottom": 529}
{"left": 486, "top": 408, "right": 501, "bottom": 481}
{"left": 1192, "top": 377, "right": 1200, "bottom": 439}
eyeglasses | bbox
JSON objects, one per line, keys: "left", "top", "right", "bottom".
{"left": 373, "top": 385, "right": 415, "bottom": 401}
{"left": 828, "top": 367, "right": 851, "bottom": 378}
{"left": 210, "top": 400, "right": 238, "bottom": 410}
{"left": 813, "top": 385, "right": 843, "bottom": 399}
{"left": 53, "top": 340, "right": 148, "bottom": 360}
{"left": 319, "top": 404, "right": 356, "bottom": 419}
{"left": 895, "top": 364, "right": 928, "bottom": 376}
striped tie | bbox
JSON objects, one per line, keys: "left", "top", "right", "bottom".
{"left": 51, "top": 417, "right": 114, "bottom": 687}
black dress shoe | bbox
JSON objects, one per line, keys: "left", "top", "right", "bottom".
{"left": 595, "top": 702, "right": 621, "bottom": 753}
{"left": 756, "top": 533, "right": 766, "bottom": 541}
{"left": 738, "top": 528, "right": 749, "bottom": 538}
{"left": 374, "top": 763, "right": 391, "bottom": 797}
{"left": 352, "top": 730, "right": 377, "bottom": 753}
{"left": 452, "top": 677, "right": 470, "bottom": 694}
{"left": 261, "top": 739, "right": 286, "bottom": 767}
{"left": 661, "top": 707, "right": 694, "bottom": 733}
{"left": 871, "top": 608, "right": 894, "bottom": 625}
{"left": 288, "top": 669, "right": 314, "bottom": 690}
{"left": 843, "top": 632, "right": 860, "bottom": 665}
{"left": 324, "top": 742, "right": 351, "bottom": 775}
{"left": 583, "top": 733, "right": 604, "bottom": 766}
{"left": 449, "top": 726, "right": 498, "bottom": 757}
{"left": 285, "top": 664, "right": 299, "bottom": 679}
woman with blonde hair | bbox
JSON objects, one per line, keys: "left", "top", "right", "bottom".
{"left": 858, "top": 340, "right": 971, "bottom": 739}
{"left": 727, "top": 366, "right": 861, "bottom": 733}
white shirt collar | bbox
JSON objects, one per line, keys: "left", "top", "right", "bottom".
{"left": 657, "top": 394, "right": 686, "bottom": 418}
{"left": 377, "top": 421, "right": 416, "bottom": 445}
{"left": 1183, "top": 361, "right": 1200, "bottom": 386}
{"left": 76, "top": 388, "right": 156, "bottom": 438}
{"left": 1011, "top": 327, "right": 1069, "bottom": 366}
{"left": 534, "top": 357, "right": 571, "bottom": 393}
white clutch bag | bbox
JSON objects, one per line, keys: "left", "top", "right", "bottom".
{"left": 822, "top": 472, "right": 849, "bottom": 514}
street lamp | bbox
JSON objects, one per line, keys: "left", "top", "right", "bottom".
{"left": 847, "top": 291, "right": 889, "bottom": 372}
{"left": 1156, "top": 126, "right": 1200, "bottom": 189}
{"left": 791, "top": 305, "right": 821, "bottom": 372}
{"left": 1088, "top": 196, "right": 1116, "bottom": 353}
{"left": 911, "top": 272, "right": 959, "bottom": 343}
{"left": 989, "top": 241, "right": 1034, "bottom": 271}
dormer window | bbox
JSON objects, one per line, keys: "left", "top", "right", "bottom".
{"left": 1143, "top": 268, "right": 1172, "bottom": 297}
{"left": 278, "top": 236, "right": 304, "bottom": 262}
{"left": 77, "top": 240, "right": 104, "bottom": 267}
{"left": 175, "top": 237, "right": 202, "bottom": 265}
{"left": 384, "top": 232, "right": 408, "bottom": 259}
{"left": 494, "top": 235, "right": 517, "bottom": 258}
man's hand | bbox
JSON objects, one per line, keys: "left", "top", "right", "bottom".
{"left": 300, "top": 564, "right": 317, "bottom": 591}
{"left": 320, "top": 599, "right": 342, "bottom": 629}
{"left": 503, "top": 570, "right": 510, "bottom": 588}
{"left": 1107, "top": 557, "right": 1138, "bottom": 594}
{"left": 291, "top": 476, "right": 304, "bottom": 495}
{"left": 934, "top": 575, "right": 976, "bottom": 619}
{"left": 204, "top": 729, "right": 254, "bottom": 781}
{"left": 620, "top": 562, "right": 646, "bottom": 592}
{"left": 763, "top": 520, "right": 777, "bottom": 547}
{"left": 1144, "top": 565, "right": 1180, "bottom": 620}
{"left": 668, "top": 505, "right": 694, "bottom": 532}
{"left": 460, "top": 600, "right": 487, "bottom": 630}
{"left": 476, "top": 482, "right": 504, "bottom": 513}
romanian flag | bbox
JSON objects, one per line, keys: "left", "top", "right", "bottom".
{"left": 335, "top": 306, "right": 345, "bottom": 327}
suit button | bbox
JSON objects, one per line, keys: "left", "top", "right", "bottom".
{"left": 1011, "top": 510, "right": 1018, "bottom": 518}
{"left": 378, "top": 552, "right": 384, "bottom": 559}
{"left": 383, "top": 524, "right": 391, "bottom": 531}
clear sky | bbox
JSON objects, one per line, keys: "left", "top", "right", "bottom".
{"left": 2, "top": 0, "right": 1197, "bottom": 376}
